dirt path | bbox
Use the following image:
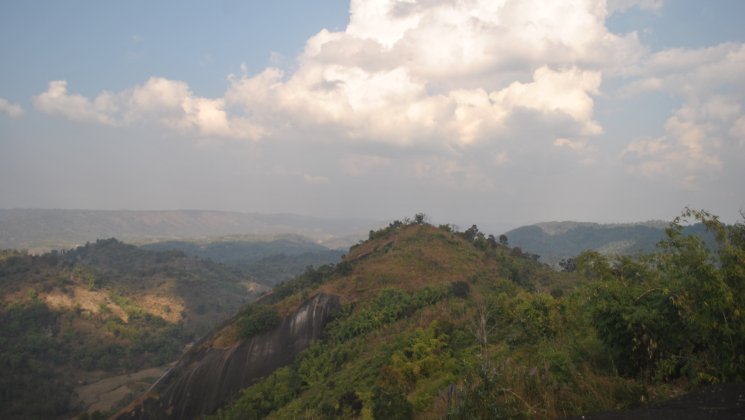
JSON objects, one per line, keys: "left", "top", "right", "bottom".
{"left": 75, "top": 363, "right": 174, "bottom": 414}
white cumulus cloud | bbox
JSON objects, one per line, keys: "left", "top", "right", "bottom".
{"left": 621, "top": 43, "right": 745, "bottom": 185}
{"left": 33, "top": 78, "right": 244, "bottom": 138}
{"left": 0, "top": 98, "right": 24, "bottom": 118}
{"left": 36, "top": 0, "right": 633, "bottom": 148}
{"left": 31, "top": 0, "right": 745, "bottom": 192}
{"left": 34, "top": 80, "right": 120, "bottom": 125}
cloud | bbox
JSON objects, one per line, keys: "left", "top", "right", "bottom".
{"left": 126, "top": 77, "right": 234, "bottom": 137}
{"left": 622, "top": 97, "right": 738, "bottom": 187}
{"left": 33, "top": 80, "right": 117, "bottom": 124}
{"left": 340, "top": 154, "right": 391, "bottom": 176}
{"left": 607, "top": 0, "right": 664, "bottom": 13}
{"left": 554, "top": 137, "right": 597, "bottom": 165}
{"left": 37, "top": 0, "right": 631, "bottom": 149}
{"left": 33, "top": 78, "right": 244, "bottom": 138}
{"left": 31, "top": 0, "right": 744, "bottom": 194}
{"left": 0, "top": 98, "right": 24, "bottom": 118}
{"left": 303, "top": 173, "right": 329, "bottom": 185}
{"left": 623, "top": 43, "right": 745, "bottom": 98}
{"left": 619, "top": 43, "right": 745, "bottom": 185}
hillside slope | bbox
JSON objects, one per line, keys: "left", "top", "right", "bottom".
{"left": 118, "top": 221, "right": 576, "bottom": 419}
{"left": 0, "top": 240, "right": 266, "bottom": 419}
{"left": 119, "top": 212, "right": 745, "bottom": 419}
{"left": 142, "top": 235, "right": 344, "bottom": 285}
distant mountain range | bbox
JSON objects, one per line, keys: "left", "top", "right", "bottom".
{"left": 0, "top": 209, "right": 382, "bottom": 253}
{"left": 504, "top": 220, "right": 711, "bottom": 265}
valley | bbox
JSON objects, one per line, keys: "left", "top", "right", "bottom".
{"left": 0, "top": 239, "right": 266, "bottom": 418}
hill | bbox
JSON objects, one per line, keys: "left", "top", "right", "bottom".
{"left": 119, "top": 210, "right": 745, "bottom": 419}
{"left": 141, "top": 235, "right": 345, "bottom": 285}
{"left": 0, "top": 208, "right": 379, "bottom": 253}
{"left": 504, "top": 221, "right": 712, "bottom": 266}
{"left": 0, "top": 239, "right": 267, "bottom": 419}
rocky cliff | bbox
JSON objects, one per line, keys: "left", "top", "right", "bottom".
{"left": 117, "top": 293, "right": 341, "bottom": 419}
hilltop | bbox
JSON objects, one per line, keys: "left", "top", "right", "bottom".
{"left": 0, "top": 239, "right": 267, "bottom": 419}
{"left": 120, "top": 211, "right": 745, "bottom": 419}
{"left": 121, "top": 220, "right": 564, "bottom": 418}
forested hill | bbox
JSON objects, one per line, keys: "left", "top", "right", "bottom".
{"left": 505, "top": 220, "right": 712, "bottom": 265}
{"left": 119, "top": 211, "right": 745, "bottom": 419}
{"left": 0, "top": 239, "right": 267, "bottom": 419}
{"left": 0, "top": 208, "right": 378, "bottom": 253}
{"left": 142, "top": 235, "right": 344, "bottom": 286}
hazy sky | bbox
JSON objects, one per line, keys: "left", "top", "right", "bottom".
{"left": 1, "top": 0, "right": 744, "bottom": 231}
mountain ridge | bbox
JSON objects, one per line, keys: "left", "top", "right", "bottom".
{"left": 0, "top": 208, "right": 381, "bottom": 253}
{"left": 504, "top": 219, "right": 710, "bottom": 265}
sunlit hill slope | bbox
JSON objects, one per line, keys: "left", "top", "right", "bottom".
{"left": 121, "top": 212, "right": 745, "bottom": 418}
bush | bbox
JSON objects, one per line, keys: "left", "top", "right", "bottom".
{"left": 237, "top": 305, "right": 280, "bottom": 339}
{"left": 371, "top": 385, "right": 413, "bottom": 420}
{"left": 330, "top": 286, "right": 449, "bottom": 342}
{"left": 450, "top": 281, "right": 470, "bottom": 298}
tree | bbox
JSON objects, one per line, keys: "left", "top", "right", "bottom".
{"left": 371, "top": 385, "right": 413, "bottom": 420}
{"left": 558, "top": 258, "right": 576, "bottom": 272}
{"left": 498, "top": 234, "right": 508, "bottom": 246}
{"left": 464, "top": 225, "right": 479, "bottom": 242}
{"left": 587, "top": 209, "right": 745, "bottom": 381}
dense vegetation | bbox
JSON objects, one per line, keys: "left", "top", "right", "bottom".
{"left": 0, "top": 239, "right": 264, "bottom": 419}
{"left": 207, "top": 209, "right": 744, "bottom": 419}
{"left": 0, "top": 295, "right": 189, "bottom": 417}
{"left": 142, "top": 236, "right": 344, "bottom": 285}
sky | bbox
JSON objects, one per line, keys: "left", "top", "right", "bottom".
{"left": 1, "top": 0, "right": 744, "bottom": 232}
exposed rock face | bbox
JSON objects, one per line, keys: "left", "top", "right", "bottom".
{"left": 117, "top": 293, "right": 341, "bottom": 419}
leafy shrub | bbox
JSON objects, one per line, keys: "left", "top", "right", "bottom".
{"left": 330, "top": 286, "right": 449, "bottom": 342}
{"left": 586, "top": 209, "right": 745, "bottom": 381}
{"left": 237, "top": 304, "right": 280, "bottom": 339}
{"left": 371, "top": 385, "right": 414, "bottom": 420}
{"left": 450, "top": 281, "right": 470, "bottom": 298}
{"left": 265, "top": 264, "right": 336, "bottom": 303}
